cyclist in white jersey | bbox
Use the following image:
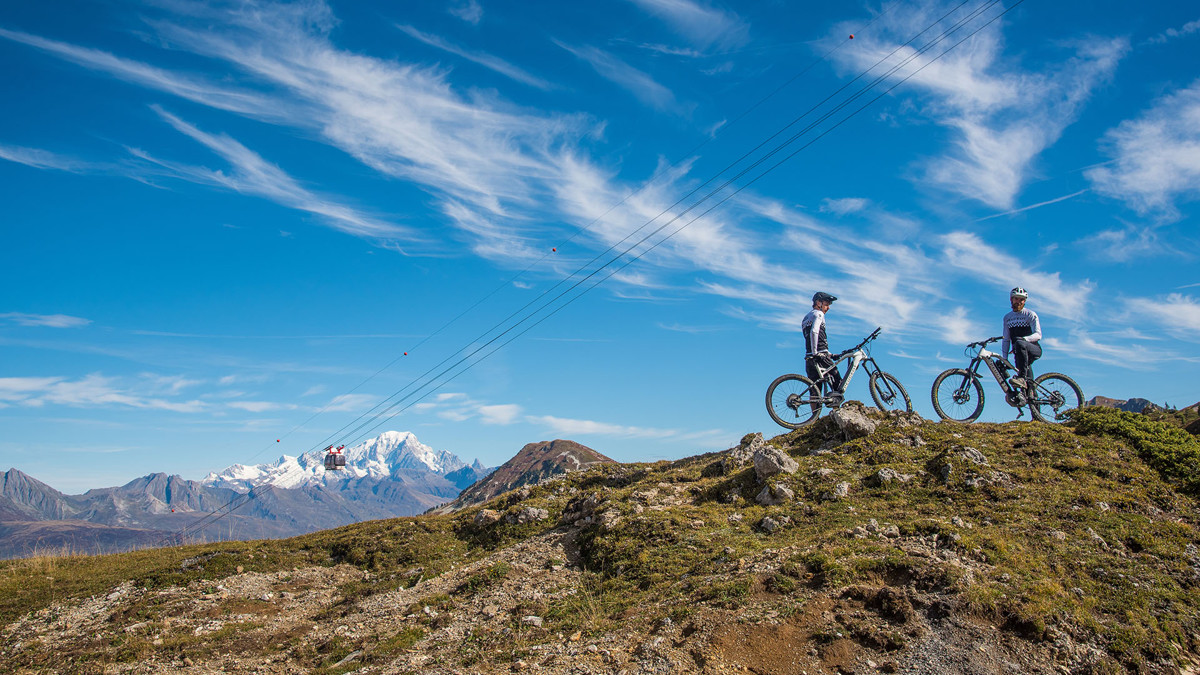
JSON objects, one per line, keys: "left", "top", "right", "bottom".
{"left": 1002, "top": 287, "right": 1042, "bottom": 390}
{"left": 801, "top": 292, "right": 842, "bottom": 397}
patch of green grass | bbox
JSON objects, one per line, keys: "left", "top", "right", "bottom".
{"left": 1069, "top": 406, "right": 1200, "bottom": 495}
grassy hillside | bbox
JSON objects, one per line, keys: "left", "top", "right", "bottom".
{"left": 2, "top": 405, "right": 1199, "bottom": 674}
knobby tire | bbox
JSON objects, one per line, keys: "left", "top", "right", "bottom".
{"left": 931, "top": 368, "right": 985, "bottom": 422}
{"left": 766, "top": 373, "right": 822, "bottom": 429}
{"left": 869, "top": 371, "right": 912, "bottom": 413}
{"left": 1029, "top": 373, "right": 1084, "bottom": 423}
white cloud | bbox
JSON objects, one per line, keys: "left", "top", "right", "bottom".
{"left": 0, "top": 26, "right": 273, "bottom": 117}
{"left": 1147, "top": 18, "right": 1200, "bottom": 45}
{"left": 1087, "top": 80, "right": 1200, "bottom": 218}
{"left": 396, "top": 24, "right": 551, "bottom": 89}
{"left": 448, "top": 0, "right": 483, "bottom": 24}
{"left": 479, "top": 404, "right": 522, "bottom": 425}
{"left": 556, "top": 42, "right": 680, "bottom": 112}
{"left": 0, "top": 145, "right": 97, "bottom": 173}
{"left": 0, "top": 374, "right": 205, "bottom": 412}
{"left": 1128, "top": 293, "right": 1200, "bottom": 339}
{"left": 939, "top": 231, "right": 1093, "bottom": 322}
{"left": 144, "top": 107, "right": 415, "bottom": 242}
{"left": 527, "top": 414, "right": 679, "bottom": 439}
{"left": 827, "top": 7, "right": 1126, "bottom": 208}
{"left": 624, "top": 0, "right": 750, "bottom": 50}
{"left": 324, "top": 393, "right": 377, "bottom": 412}
{"left": 0, "top": 312, "right": 91, "bottom": 328}
{"left": 227, "top": 401, "right": 294, "bottom": 412}
{"left": 819, "top": 198, "right": 868, "bottom": 215}
{"left": 1076, "top": 226, "right": 1161, "bottom": 262}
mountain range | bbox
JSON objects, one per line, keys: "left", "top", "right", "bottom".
{"left": 0, "top": 431, "right": 493, "bottom": 559}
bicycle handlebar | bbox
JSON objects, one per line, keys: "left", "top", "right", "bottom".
{"left": 840, "top": 327, "right": 883, "bottom": 357}
{"left": 966, "top": 336, "right": 1003, "bottom": 349}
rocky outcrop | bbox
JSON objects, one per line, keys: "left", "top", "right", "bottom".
{"left": 440, "top": 440, "right": 615, "bottom": 512}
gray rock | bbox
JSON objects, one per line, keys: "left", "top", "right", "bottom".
{"left": 755, "top": 483, "right": 795, "bottom": 506}
{"left": 722, "top": 433, "right": 765, "bottom": 474}
{"left": 753, "top": 445, "right": 799, "bottom": 482}
{"left": 506, "top": 507, "right": 549, "bottom": 524}
{"left": 474, "top": 509, "right": 501, "bottom": 525}
{"left": 759, "top": 516, "right": 781, "bottom": 533}
{"left": 866, "top": 468, "right": 913, "bottom": 487}
{"left": 957, "top": 446, "right": 989, "bottom": 465}
{"left": 821, "top": 481, "right": 851, "bottom": 502}
{"left": 521, "top": 615, "right": 544, "bottom": 627}
{"left": 832, "top": 404, "right": 877, "bottom": 439}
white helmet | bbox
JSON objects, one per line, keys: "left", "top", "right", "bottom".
{"left": 1010, "top": 287, "right": 1029, "bottom": 299}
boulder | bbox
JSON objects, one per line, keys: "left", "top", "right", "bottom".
{"left": 753, "top": 445, "right": 799, "bottom": 482}
{"left": 755, "top": 483, "right": 795, "bottom": 506}
{"left": 473, "top": 509, "right": 501, "bottom": 526}
{"left": 832, "top": 403, "right": 877, "bottom": 439}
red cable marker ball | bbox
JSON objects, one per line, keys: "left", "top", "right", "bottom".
{"left": 404, "top": 352, "right": 408, "bottom": 356}
{"left": 552, "top": 247, "right": 557, "bottom": 252}
{"left": 849, "top": 34, "right": 854, "bottom": 39}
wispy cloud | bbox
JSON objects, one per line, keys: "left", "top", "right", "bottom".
{"left": 1147, "top": 18, "right": 1200, "bottom": 45}
{"left": 448, "top": 0, "right": 483, "bottom": 25}
{"left": 0, "top": 26, "right": 273, "bottom": 117}
{"left": 556, "top": 41, "right": 681, "bottom": 112}
{"left": 143, "top": 106, "right": 416, "bottom": 242}
{"left": 1127, "top": 293, "right": 1200, "bottom": 339}
{"left": 0, "top": 312, "right": 91, "bottom": 328}
{"left": 324, "top": 393, "right": 377, "bottom": 412}
{"left": 396, "top": 24, "right": 552, "bottom": 89}
{"left": 528, "top": 414, "right": 680, "bottom": 439}
{"left": 939, "top": 231, "right": 1093, "bottom": 322}
{"left": 227, "top": 400, "right": 297, "bottom": 413}
{"left": 0, "top": 144, "right": 98, "bottom": 173}
{"left": 819, "top": 197, "right": 869, "bottom": 215}
{"left": 828, "top": 7, "right": 1126, "bottom": 208}
{"left": 1087, "top": 79, "right": 1200, "bottom": 219}
{"left": 624, "top": 0, "right": 750, "bottom": 50}
{"left": 974, "top": 189, "right": 1088, "bottom": 222}
{"left": 0, "top": 374, "right": 205, "bottom": 412}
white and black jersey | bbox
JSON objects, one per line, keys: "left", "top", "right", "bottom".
{"left": 1002, "top": 308, "right": 1042, "bottom": 360}
{"left": 801, "top": 308, "right": 830, "bottom": 357}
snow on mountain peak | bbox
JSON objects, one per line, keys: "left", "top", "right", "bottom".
{"left": 201, "top": 431, "right": 468, "bottom": 491}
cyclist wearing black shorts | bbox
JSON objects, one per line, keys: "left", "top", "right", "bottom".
{"left": 1002, "top": 286, "right": 1042, "bottom": 389}
{"left": 802, "top": 292, "right": 842, "bottom": 396}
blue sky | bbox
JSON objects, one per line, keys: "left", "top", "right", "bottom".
{"left": 2, "top": 0, "right": 1198, "bottom": 493}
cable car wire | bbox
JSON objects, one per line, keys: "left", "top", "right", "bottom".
{"left": 169, "top": 0, "right": 1025, "bottom": 543}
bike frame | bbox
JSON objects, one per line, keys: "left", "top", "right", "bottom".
{"left": 966, "top": 346, "right": 1018, "bottom": 397}
{"left": 808, "top": 328, "right": 888, "bottom": 401}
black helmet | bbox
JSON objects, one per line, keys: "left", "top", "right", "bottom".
{"left": 812, "top": 291, "right": 837, "bottom": 304}
{"left": 1010, "top": 287, "right": 1028, "bottom": 299}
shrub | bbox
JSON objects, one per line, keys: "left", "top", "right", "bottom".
{"left": 1068, "top": 407, "right": 1200, "bottom": 495}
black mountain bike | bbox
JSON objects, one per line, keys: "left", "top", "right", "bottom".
{"left": 931, "top": 336, "right": 1083, "bottom": 423}
{"left": 766, "top": 327, "right": 912, "bottom": 429}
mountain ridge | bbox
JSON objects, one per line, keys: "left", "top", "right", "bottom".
{"left": 4, "top": 405, "right": 1200, "bottom": 672}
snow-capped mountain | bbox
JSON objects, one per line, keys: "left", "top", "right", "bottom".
{"left": 201, "top": 431, "right": 469, "bottom": 491}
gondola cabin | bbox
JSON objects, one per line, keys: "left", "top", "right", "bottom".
{"left": 323, "top": 445, "right": 346, "bottom": 471}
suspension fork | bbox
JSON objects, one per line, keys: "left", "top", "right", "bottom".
{"left": 956, "top": 357, "right": 986, "bottom": 393}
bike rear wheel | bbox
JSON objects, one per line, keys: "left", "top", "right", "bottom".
{"left": 931, "top": 368, "right": 985, "bottom": 422}
{"left": 1029, "top": 373, "right": 1084, "bottom": 423}
{"left": 869, "top": 371, "right": 912, "bottom": 413}
{"left": 766, "top": 374, "right": 823, "bottom": 429}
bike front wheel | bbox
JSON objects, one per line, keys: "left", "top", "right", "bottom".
{"left": 869, "top": 371, "right": 912, "bottom": 413}
{"left": 931, "top": 369, "right": 985, "bottom": 422}
{"left": 766, "top": 374, "right": 823, "bottom": 429}
{"left": 1029, "top": 373, "right": 1084, "bottom": 423}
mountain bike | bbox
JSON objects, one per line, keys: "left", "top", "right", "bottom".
{"left": 931, "top": 336, "right": 1083, "bottom": 423}
{"left": 766, "top": 327, "right": 912, "bottom": 429}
